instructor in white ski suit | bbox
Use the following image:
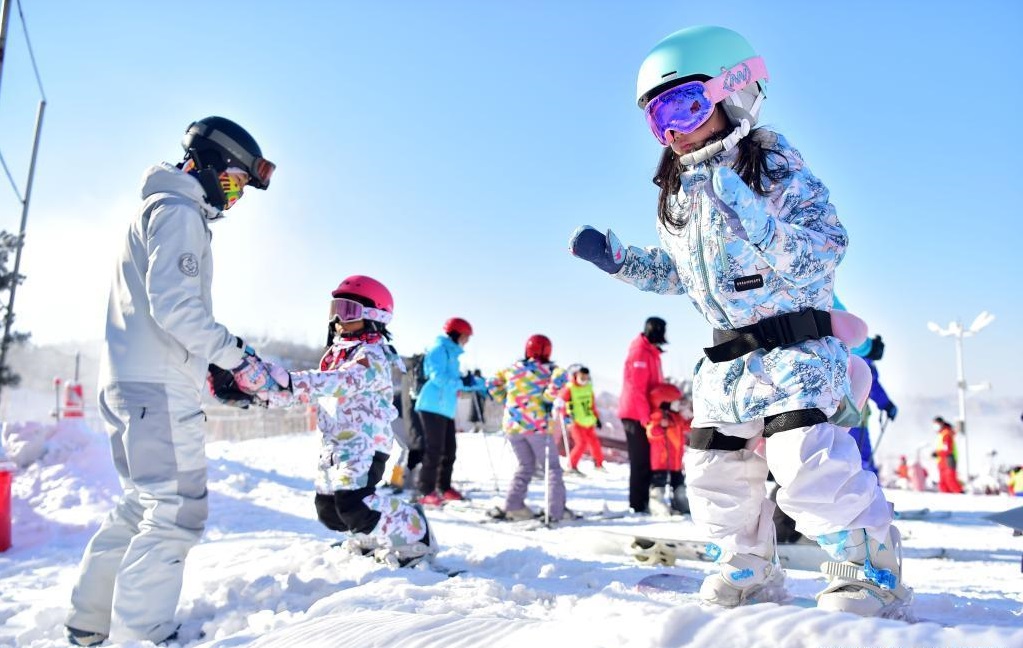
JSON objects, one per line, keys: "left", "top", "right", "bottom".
{"left": 66, "top": 117, "right": 281, "bottom": 645}
{"left": 570, "top": 26, "right": 909, "bottom": 617}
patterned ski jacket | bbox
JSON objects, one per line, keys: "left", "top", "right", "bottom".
{"left": 488, "top": 360, "right": 568, "bottom": 435}
{"left": 284, "top": 340, "right": 399, "bottom": 493}
{"left": 615, "top": 131, "right": 850, "bottom": 424}
{"left": 414, "top": 335, "right": 465, "bottom": 419}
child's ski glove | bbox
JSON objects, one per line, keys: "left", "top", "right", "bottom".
{"left": 709, "top": 167, "right": 773, "bottom": 246}
{"left": 569, "top": 226, "right": 626, "bottom": 274}
{"left": 231, "top": 347, "right": 291, "bottom": 395}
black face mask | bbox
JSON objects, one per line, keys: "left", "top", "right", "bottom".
{"left": 184, "top": 149, "right": 227, "bottom": 210}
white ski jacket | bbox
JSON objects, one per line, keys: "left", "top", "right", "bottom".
{"left": 99, "top": 163, "right": 246, "bottom": 391}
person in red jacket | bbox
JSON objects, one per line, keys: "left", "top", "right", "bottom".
{"left": 618, "top": 317, "right": 667, "bottom": 513}
{"left": 932, "top": 416, "right": 963, "bottom": 493}
{"left": 646, "top": 383, "right": 691, "bottom": 515}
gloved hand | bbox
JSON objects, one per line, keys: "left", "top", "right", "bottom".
{"left": 231, "top": 348, "right": 291, "bottom": 395}
{"left": 708, "top": 167, "right": 773, "bottom": 246}
{"left": 931, "top": 451, "right": 938, "bottom": 459}
{"left": 207, "top": 364, "right": 257, "bottom": 409}
{"left": 568, "top": 226, "right": 626, "bottom": 274}
{"left": 883, "top": 403, "right": 898, "bottom": 422}
{"left": 258, "top": 387, "right": 309, "bottom": 409}
{"left": 595, "top": 418, "right": 603, "bottom": 429}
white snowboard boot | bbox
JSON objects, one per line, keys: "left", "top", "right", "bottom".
{"left": 815, "top": 525, "right": 912, "bottom": 617}
{"left": 699, "top": 543, "right": 787, "bottom": 607}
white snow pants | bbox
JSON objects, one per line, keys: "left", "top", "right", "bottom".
{"left": 686, "top": 418, "right": 892, "bottom": 557}
{"left": 67, "top": 382, "right": 208, "bottom": 642}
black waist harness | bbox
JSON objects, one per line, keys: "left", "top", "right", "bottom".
{"left": 703, "top": 308, "right": 833, "bottom": 363}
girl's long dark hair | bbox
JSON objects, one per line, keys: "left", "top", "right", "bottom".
{"left": 653, "top": 126, "right": 790, "bottom": 232}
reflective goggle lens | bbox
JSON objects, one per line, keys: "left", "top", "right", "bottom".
{"left": 328, "top": 297, "right": 393, "bottom": 325}
{"left": 250, "top": 157, "right": 276, "bottom": 188}
{"left": 329, "top": 298, "right": 366, "bottom": 323}
{"left": 645, "top": 81, "right": 715, "bottom": 145}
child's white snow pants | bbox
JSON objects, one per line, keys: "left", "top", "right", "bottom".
{"left": 686, "top": 418, "right": 893, "bottom": 557}
{"left": 67, "top": 382, "right": 207, "bottom": 643}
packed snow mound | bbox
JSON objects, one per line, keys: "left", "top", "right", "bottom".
{"left": 0, "top": 423, "right": 1021, "bottom": 648}
{"left": 4, "top": 419, "right": 119, "bottom": 539}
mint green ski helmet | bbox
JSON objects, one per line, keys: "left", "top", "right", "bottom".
{"left": 637, "top": 26, "right": 769, "bottom": 164}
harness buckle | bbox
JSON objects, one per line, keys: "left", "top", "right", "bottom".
{"left": 757, "top": 309, "right": 823, "bottom": 347}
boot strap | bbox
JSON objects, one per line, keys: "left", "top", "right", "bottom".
{"left": 822, "top": 561, "right": 911, "bottom": 600}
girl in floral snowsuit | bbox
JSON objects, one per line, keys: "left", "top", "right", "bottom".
{"left": 265, "top": 275, "right": 432, "bottom": 563}
{"left": 570, "top": 26, "right": 909, "bottom": 618}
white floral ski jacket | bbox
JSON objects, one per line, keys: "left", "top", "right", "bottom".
{"left": 615, "top": 130, "right": 851, "bottom": 424}
{"left": 282, "top": 342, "right": 400, "bottom": 493}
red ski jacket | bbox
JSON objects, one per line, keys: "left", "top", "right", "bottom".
{"left": 617, "top": 334, "right": 664, "bottom": 425}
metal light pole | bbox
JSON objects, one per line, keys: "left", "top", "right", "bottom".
{"left": 0, "top": 0, "right": 12, "bottom": 91}
{"left": 926, "top": 311, "right": 995, "bottom": 486}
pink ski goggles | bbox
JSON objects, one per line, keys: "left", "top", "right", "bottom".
{"left": 329, "top": 297, "right": 393, "bottom": 324}
{"left": 644, "top": 56, "right": 768, "bottom": 145}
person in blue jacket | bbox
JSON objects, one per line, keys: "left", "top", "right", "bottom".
{"left": 414, "top": 317, "right": 475, "bottom": 506}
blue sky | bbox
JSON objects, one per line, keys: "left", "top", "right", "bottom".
{"left": 1, "top": 0, "right": 1020, "bottom": 406}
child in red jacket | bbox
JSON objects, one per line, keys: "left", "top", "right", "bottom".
{"left": 646, "top": 383, "right": 691, "bottom": 515}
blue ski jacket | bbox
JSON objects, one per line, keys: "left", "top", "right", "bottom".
{"left": 414, "top": 335, "right": 465, "bottom": 419}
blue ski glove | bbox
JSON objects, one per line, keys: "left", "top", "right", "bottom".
{"left": 883, "top": 403, "right": 898, "bottom": 422}
{"left": 569, "top": 226, "right": 626, "bottom": 274}
{"left": 709, "top": 167, "right": 773, "bottom": 247}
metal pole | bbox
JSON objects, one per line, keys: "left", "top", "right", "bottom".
{"left": 954, "top": 327, "right": 970, "bottom": 485}
{"left": 544, "top": 441, "right": 550, "bottom": 527}
{"left": 0, "top": 99, "right": 45, "bottom": 404}
{"left": 0, "top": 0, "right": 12, "bottom": 93}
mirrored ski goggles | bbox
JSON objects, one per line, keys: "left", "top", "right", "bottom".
{"left": 247, "top": 156, "right": 276, "bottom": 189}
{"left": 644, "top": 56, "right": 768, "bottom": 145}
{"left": 328, "top": 297, "right": 393, "bottom": 325}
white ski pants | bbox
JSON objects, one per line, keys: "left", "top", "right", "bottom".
{"left": 686, "top": 418, "right": 892, "bottom": 557}
{"left": 67, "top": 382, "right": 208, "bottom": 642}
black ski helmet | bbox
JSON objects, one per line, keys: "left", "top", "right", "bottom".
{"left": 181, "top": 116, "right": 275, "bottom": 189}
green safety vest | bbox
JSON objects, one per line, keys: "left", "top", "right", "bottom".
{"left": 567, "top": 382, "right": 597, "bottom": 427}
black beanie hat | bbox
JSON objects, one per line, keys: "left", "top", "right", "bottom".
{"left": 644, "top": 317, "right": 668, "bottom": 345}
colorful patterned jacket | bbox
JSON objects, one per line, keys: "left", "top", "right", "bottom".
{"left": 282, "top": 341, "right": 399, "bottom": 492}
{"left": 614, "top": 130, "right": 850, "bottom": 424}
{"left": 488, "top": 360, "right": 568, "bottom": 435}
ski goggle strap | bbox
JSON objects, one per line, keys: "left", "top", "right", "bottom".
{"left": 329, "top": 297, "right": 393, "bottom": 325}
{"left": 644, "top": 56, "right": 769, "bottom": 145}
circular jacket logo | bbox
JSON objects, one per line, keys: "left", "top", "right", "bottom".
{"left": 178, "top": 253, "right": 200, "bottom": 277}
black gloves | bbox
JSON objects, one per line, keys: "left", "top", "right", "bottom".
{"left": 207, "top": 364, "right": 257, "bottom": 409}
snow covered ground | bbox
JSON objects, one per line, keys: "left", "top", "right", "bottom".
{"left": 1, "top": 419, "right": 1021, "bottom": 648}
